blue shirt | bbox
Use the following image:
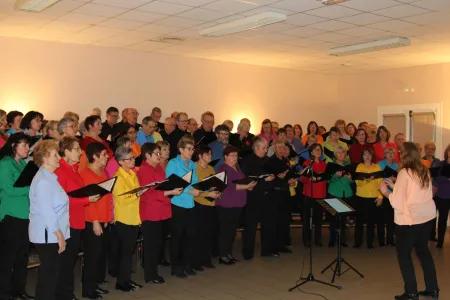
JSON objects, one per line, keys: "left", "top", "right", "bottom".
{"left": 208, "top": 140, "right": 226, "bottom": 171}
{"left": 136, "top": 129, "right": 154, "bottom": 146}
{"left": 378, "top": 160, "right": 399, "bottom": 171}
{"left": 166, "top": 155, "right": 198, "bottom": 209}
{"left": 29, "top": 167, "right": 70, "bottom": 244}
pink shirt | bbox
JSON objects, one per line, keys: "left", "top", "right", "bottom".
{"left": 388, "top": 169, "right": 436, "bottom": 226}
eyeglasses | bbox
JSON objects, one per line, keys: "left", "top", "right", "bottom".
{"left": 184, "top": 147, "right": 194, "bottom": 151}
{"left": 122, "top": 157, "right": 135, "bottom": 161}
{"left": 152, "top": 152, "right": 161, "bottom": 156}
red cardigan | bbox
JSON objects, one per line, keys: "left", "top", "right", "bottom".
{"left": 301, "top": 159, "right": 327, "bottom": 199}
{"left": 55, "top": 159, "right": 89, "bottom": 230}
{"left": 137, "top": 161, "right": 171, "bottom": 221}
{"left": 373, "top": 141, "right": 399, "bottom": 163}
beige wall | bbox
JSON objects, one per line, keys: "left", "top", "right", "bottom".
{"left": 0, "top": 36, "right": 338, "bottom": 133}
{"left": 0, "top": 36, "right": 449, "bottom": 151}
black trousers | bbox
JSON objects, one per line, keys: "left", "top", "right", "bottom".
{"left": 170, "top": 205, "right": 196, "bottom": 273}
{"left": 115, "top": 222, "right": 139, "bottom": 286}
{"left": 274, "top": 190, "right": 291, "bottom": 250}
{"left": 34, "top": 243, "right": 61, "bottom": 300}
{"left": 56, "top": 228, "right": 82, "bottom": 300}
{"left": 82, "top": 222, "right": 107, "bottom": 295}
{"left": 193, "top": 204, "right": 216, "bottom": 266}
{"left": 142, "top": 220, "right": 165, "bottom": 280}
{"left": 302, "top": 197, "right": 323, "bottom": 245}
{"left": 106, "top": 223, "right": 119, "bottom": 277}
{"left": 242, "top": 190, "right": 277, "bottom": 258}
{"left": 0, "top": 216, "right": 29, "bottom": 299}
{"left": 396, "top": 221, "right": 438, "bottom": 294}
{"left": 217, "top": 207, "right": 241, "bottom": 257}
{"left": 354, "top": 197, "right": 383, "bottom": 247}
{"left": 328, "top": 196, "right": 351, "bottom": 245}
{"left": 436, "top": 197, "right": 450, "bottom": 245}
{"left": 381, "top": 197, "right": 395, "bottom": 244}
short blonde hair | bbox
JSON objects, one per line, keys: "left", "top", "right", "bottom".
{"left": 33, "top": 140, "right": 59, "bottom": 167}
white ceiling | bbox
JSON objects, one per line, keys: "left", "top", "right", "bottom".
{"left": 1, "top": 0, "right": 450, "bottom": 73}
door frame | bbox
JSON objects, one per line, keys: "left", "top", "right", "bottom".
{"left": 377, "top": 102, "right": 443, "bottom": 159}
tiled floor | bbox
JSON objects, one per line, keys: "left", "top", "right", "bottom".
{"left": 26, "top": 228, "right": 449, "bottom": 300}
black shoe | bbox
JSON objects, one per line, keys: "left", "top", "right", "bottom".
{"left": 342, "top": 243, "right": 348, "bottom": 248}
{"left": 13, "top": 293, "right": 35, "bottom": 300}
{"left": 193, "top": 266, "right": 204, "bottom": 272}
{"left": 418, "top": 290, "right": 439, "bottom": 299}
{"left": 379, "top": 242, "right": 386, "bottom": 247}
{"left": 279, "top": 247, "right": 292, "bottom": 253}
{"left": 185, "top": 268, "right": 197, "bottom": 276}
{"left": 394, "top": 292, "right": 419, "bottom": 300}
{"left": 219, "top": 256, "right": 234, "bottom": 265}
{"left": 171, "top": 270, "right": 187, "bottom": 278}
{"left": 436, "top": 242, "right": 443, "bottom": 248}
{"left": 203, "top": 262, "right": 216, "bottom": 268}
{"left": 367, "top": 244, "right": 374, "bottom": 249}
{"left": 243, "top": 254, "right": 253, "bottom": 261}
{"left": 129, "top": 280, "right": 142, "bottom": 289}
{"left": 227, "top": 254, "right": 239, "bottom": 262}
{"left": 146, "top": 275, "right": 165, "bottom": 284}
{"left": 115, "top": 283, "right": 134, "bottom": 292}
{"left": 95, "top": 287, "right": 109, "bottom": 295}
{"left": 81, "top": 292, "right": 103, "bottom": 299}
{"left": 159, "top": 259, "right": 170, "bottom": 266}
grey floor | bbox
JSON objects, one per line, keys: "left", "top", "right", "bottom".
{"left": 26, "top": 228, "right": 449, "bottom": 300}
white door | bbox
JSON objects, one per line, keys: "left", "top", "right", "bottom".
{"left": 377, "top": 103, "right": 443, "bottom": 159}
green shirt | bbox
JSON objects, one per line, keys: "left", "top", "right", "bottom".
{"left": 327, "top": 162, "right": 353, "bottom": 199}
{"left": 0, "top": 156, "right": 30, "bottom": 220}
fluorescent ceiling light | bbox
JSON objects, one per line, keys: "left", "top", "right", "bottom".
{"left": 321, "top": 0, "right": 349, "bottom": 5}
{"left": 15, "top": 0, "right": 60, "bottom": 12}
{"left": 329, "top": 37, "right": 411, "bottom": 56}
{"left": 200, "top": 12, "right": 287, "bottom": 37}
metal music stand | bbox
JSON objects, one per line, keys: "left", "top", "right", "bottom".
{"left": 289, "top": 168, "right": 341, "bottom": 292}
{"left": 319, "top": 198, "right": 364, "bottom": 283}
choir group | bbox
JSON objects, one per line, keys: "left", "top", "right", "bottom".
{"left": 0, "top": 106, "right": 448, "bottom": 300}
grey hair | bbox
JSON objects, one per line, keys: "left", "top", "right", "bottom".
{"left": 57, "top": 117, "right": 74, "bottom": 135}
{"left": 115, "top": 146, "right": 132, "bottom": 161}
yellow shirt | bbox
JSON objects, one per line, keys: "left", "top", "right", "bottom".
{"left": 355, "top": 163, "right": 383, "bottom": 199}
{"left": 195, "top": 163, "right": 215, "bottom": 206}
{"left": 113, "top": 167, "right": 141, "bottom": 225}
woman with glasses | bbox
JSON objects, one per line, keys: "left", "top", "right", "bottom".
{"left": 112, "top": 146, "right": 142, "bottom": 292}
{"left": 166, "top": 135, "right": 200, "bottom": 278}
{"left": 138, "top": 143, "right": 182, "bottom": 284}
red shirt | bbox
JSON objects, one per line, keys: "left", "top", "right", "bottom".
{"left": 55, "top": 159, "right": 89, "bottom": 229}
{"left": 137, "top": 161, "right": 171, "bottom": 221}
{"left": 349, "top": 143, "right": 373, "bottom": 165}
{"left": 373, "top": 141, "right": 398, "bottom": 163}
{"left": 301, "top": 159, "right": 327, "bottom": 199}
{"left": 79, "top": 167, "right": 113, "bottom": 223}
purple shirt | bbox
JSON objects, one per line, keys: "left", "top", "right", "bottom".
{"left": 217, "top": 164, "right": 247, "bottom": 208}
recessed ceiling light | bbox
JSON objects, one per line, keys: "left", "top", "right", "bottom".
{"left": 15, "top": 0, "right": 60, "bottom": 12}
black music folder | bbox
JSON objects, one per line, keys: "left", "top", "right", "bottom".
{"left": 68, "top": 177, "right": 117, "bottom": 198}
{"left": 155, "top": 171, "right": 192, "bottom": 191}
{"left": 192, "top": 171, "right": 227, "bottom": 192}
{"left": 14, "top": 161, "right": 39, "bottom": 187}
